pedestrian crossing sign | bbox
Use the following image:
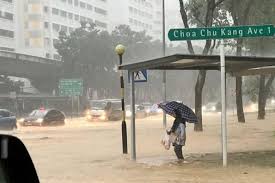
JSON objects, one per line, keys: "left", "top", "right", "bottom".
{"left": 128, "top": 70, "right": 148, "bottom": 83}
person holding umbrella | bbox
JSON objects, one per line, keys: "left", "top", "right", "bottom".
{"left": 159, "top": 101, "right": 198, "bottom": 160}
{"left": 167, "top": 109, "right": 186, "bottom": 159}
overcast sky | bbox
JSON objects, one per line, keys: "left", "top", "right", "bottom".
{"left": 166, "top": 0, "right": 180, "bottom": 10}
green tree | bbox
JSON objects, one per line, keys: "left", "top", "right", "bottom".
{"left": 178, "top": 0, "right": 227, "bottom": 131}
{"left": 0, "top": 76, "right": 24, "bottom": 94}
{"left": 245, "top": 0, "right": 275, "bottom": 119}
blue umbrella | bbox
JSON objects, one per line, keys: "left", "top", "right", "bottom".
{"left": 158, "top": 101, "right": 198, "bottom": 123}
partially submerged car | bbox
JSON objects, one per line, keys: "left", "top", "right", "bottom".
{"left": 0, "top": 109, "right": 17, "bottom": 130}
{"left": 142, "top": 103, "right": 153, "bottom": 116}
{"left": 202, "top": 102, "right": 221, "bottom": 112}
{"left": 86, "top": 99, "right": 122, "bottom": 121}
{"left": 19, "top": 108, "right": 65, "bottom": 126}
{"left": 126, "top": 105, "right": 147, "bottom": 119}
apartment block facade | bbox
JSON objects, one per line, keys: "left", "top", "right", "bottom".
{"left": 0, "top": 0, "right": 16, "bottom": 52}
{"left": 15, "top": 0, "right": 109, "bottom": 59}
{"left": 109, "top": 0, "right": 163, "bottom": 40}
{"left": 1, "top": 0, "right": 162, "bottom": 59}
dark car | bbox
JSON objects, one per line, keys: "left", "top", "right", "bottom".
{"left": 0, "top": 109, "right": 17, "bottom": 130}
{"left": 19, "top": 109, "right": 65, "bottom": 126}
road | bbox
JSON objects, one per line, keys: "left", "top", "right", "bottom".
{"left": 8, "top": 113, "right": 275, "bottom": 183}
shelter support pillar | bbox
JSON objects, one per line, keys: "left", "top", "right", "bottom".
{"left": 130, "top": 71, "right": 136, "bottom": 160}
{"left": 162, "top": 70, "right": 167, "bottom": 128}
{"left": 220, "top": 40, "right": 228, "bottom": 167}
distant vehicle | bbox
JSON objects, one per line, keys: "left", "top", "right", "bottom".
{"left": 202, "top": 102, "right": 221, "bottom": 112}
{"left": 0, "top": 109, "right": 17, "bottom": 130}
{"left": 86, "top": 99, "right": 122, "bottom": 121}
{"left": 266, "top": 98, "right": 275, "bottom": 110}
{"left": 19, "top": 108, "right": 65, "bottom": 126}
{"left": 150, "top": 104, "right": 163, "bottom": 115}
{"left": 142, "top": 103, "right": 153, "bottom": 116}
{"left": 126, "top": 105, "right": 147, "bottom": 118}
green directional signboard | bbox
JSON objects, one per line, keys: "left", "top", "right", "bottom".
{"left": 59, "top": 79, "right": 83, "bottom": 96}
{"left": 168, "top": 25, "right": 274, "bottom": 41}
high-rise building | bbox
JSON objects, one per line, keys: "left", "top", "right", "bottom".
{"left": 108, "top": 0, "right": 163, "bottom": 40}
{"left": 1, "top": 0, "right": 162, "bottom": 59}
{"left": 0, "top": 0, "right": 16, "bottom": 52}
{"left": 16, "top": 0, "right": 109, "bottom": 60}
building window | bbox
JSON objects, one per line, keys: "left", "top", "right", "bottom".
{"left": 74, "top": 14, "right": 79, "bottom": 21}
{"left": 80, "top": 1, "right": 86, "bottom": 8}
{"left": 87, "top": 4, "right": 93, "bottom": 11}
{"left": 0, "top": 29, "right": 14, "bottom": 38}
{"left": 68, "top": 13, "right": 73, "bottom": 19}
{"left": 74, "top": 0, "right": 79, "bottom": 6}
{"left": 44, "top": 22, "right": 49, "bottom": 29}
{"left": 80, "top": 16, "right": 86, "bottom": 22}
{"left": 2, "top": 0, "right": 13, "bottom": 3}
{"left": 44, "top": 6, "right": 49, "bottom": 13}
{"left": 52, "top": 8, "right": 59, "bottom": 15}
{"left": 129, "top": 7, "right": 133, "bottom": 12}
{"left": 44, "top": 38, "right": 50, "bottom": 48}
{"left": 60, "top": 10, "right": 67, "bottom": 18}
{"left": 94, "top": 7, "right": 107, "bottom": 15}
{"left": 25, "top": 39, "right": 30, "bottom": 47}
{"left": 0, "top": 11, "right": 13, "bottom": 21}
{"left": 52, "top": 23, "right": 60, "bottom": 32}
{"left": 0, "top": 47, "right": 14, "bottom": 52}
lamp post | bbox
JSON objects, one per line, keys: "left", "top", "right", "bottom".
{"left": 115, "top": 44, "right": 128, "bottom": 154}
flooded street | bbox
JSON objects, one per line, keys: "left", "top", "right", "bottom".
{"left": 8, "top": 113, "right": 275, "bottom": 183}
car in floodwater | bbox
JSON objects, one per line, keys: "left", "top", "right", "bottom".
{"left": 126, "top": 105, "right": 147, "bottom": 119}
{"left": 202, "top": 102, "right": 221, "bottom": 112}
{"left": 142, "top": 103, "right": 154, "bottom": 116}
{"left": 86, "top": 99, "right": 122, "bottom": 121}
{"left": 0, "top": 109, "right": 17, "bottom": 130}
{"left": 19, "top": 108, "right": 65, "bottom": 126}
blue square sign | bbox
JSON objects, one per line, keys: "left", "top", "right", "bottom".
{"left": 128, "top": 70, "right": 148, "bottom": 83}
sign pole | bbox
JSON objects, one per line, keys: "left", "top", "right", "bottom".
{"left": 220, "top": 39, "right": 227, "bottom": 167}
{"left": 130, "top": 71, "right": 136, "bottom": 160}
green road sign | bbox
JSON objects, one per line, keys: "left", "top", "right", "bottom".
{"left": 168, "top": 25, "right": 274, "bottom": 41}
{"left": 59, "top": 79, "right": 83, "bottom": 96}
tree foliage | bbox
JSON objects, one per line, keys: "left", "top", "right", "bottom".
{"left": 0, "top": 76, "right": 24, "bottom": 94}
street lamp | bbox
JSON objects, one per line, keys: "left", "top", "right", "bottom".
{"left": 115, "top": 44, "right": 128, "bottom": 154}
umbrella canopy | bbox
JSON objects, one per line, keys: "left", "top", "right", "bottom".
{"left": 158, "top": 101, "right": 198, "bottom": 123}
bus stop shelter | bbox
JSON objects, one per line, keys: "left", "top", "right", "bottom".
{"left": 119, "top": 54, "right": 275, "bottom": 166}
